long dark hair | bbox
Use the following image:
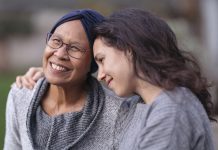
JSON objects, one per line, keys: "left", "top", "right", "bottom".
{"left": 93, "top": 8, "right": 215, "bottom": 120}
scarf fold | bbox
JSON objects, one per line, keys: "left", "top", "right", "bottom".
{"left": 26, "top": 77, "right": 105, "bottom": 149}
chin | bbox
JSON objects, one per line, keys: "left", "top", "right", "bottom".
{"left": 45, "top": 74, "right": 64, "bottom": 85}
{"left": 115, "top": 90, "right": 132, "bottom": 98}
{"left": 46, "top": 78, "right": 62, "bottom": 85}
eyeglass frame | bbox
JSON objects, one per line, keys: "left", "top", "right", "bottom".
{"left": 46, "top": 33, "right": 88, "bottom": 59}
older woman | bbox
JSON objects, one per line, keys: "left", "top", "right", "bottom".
{"left": 4, "top": 9, "right": 138, "bottom": 150}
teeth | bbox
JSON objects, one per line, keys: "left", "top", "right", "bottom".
{"left": 51, "top": 63, "right": 67, "bottom": 71}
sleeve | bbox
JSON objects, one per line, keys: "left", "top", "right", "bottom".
{"left": 3, "top": 87, "right": 22, "bottom": 150}
{"left": 136, "top": 104, "right": 193, "bottom": 150}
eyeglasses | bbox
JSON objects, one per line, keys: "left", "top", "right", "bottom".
{"left": 46, "top": 33, "right": 88, "bottom": 59}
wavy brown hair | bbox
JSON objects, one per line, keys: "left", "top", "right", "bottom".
{"left": 93, "top": 8, "right": 215, "bottom": 120}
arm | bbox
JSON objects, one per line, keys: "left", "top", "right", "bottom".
{"left": 15, "top": 67, "right": 43, "bottom": 89}
{"left": 4, "top": 88, "right": 22, "bottom": 150}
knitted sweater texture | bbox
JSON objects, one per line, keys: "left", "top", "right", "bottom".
{"left": 4, "top": 77, "right": 137, "bottom": 150}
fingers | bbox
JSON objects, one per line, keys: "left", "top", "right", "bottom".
{"left": 15, "top": 75, "right": 35, "bottom": 89}
{"left": 21, "top": 76, "right": 36, "bottom": 89}
{"left": 26, "top": 67, "right": 39, "bottom": 79}
{"left": 15, "top": 76, "right": 23, "bottom": 88}
{"left": 15, "top": 67, "right": 44, "bottom": 89}
{"left": 33, "top": 71, "right": 44, "bottom": 81}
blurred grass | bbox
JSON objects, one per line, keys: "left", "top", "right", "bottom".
{"left": 0, "top": 73, "right": 17, "bottom": 149}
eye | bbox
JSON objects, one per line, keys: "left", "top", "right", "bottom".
{"left": 50, "top": 36, "right": 62, "bottom": 47}
{"left": 52, "top": 38, "right": 61, "bottom": 44}
{"left": 97, "top": 57, "right": 104, "bottom": 64}
{"left": 69, "top": 46, "right": 81, "bottom": 52}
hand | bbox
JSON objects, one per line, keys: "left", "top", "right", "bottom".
{"left": 15, "top": 67, "right": 44, "bottom": 89}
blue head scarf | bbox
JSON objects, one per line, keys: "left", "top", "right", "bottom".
{"left": 49, "top": 9, "right": 104, "bottom": 73}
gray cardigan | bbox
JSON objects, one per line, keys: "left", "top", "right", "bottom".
{"left": 4, "top": 78, "right": 138, "bottom": 150}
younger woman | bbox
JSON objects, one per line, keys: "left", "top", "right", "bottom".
{"left": 93, "top": 8, "right": 215, "bottom": 150}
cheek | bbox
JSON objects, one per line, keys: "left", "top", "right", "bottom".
{"left": 74, "top": 52, "right": 92, "bottom": 72}
{"left": 42, "top": 48, "right": 51, "bottom": 65}
{"left": 116, "top": 59, "right": 134, "bottom": 79}
{"left": 42, "top": 48, "right": 47, "bottom": 62}
{"left": 83, "top": 52, "right": 92, "bottom": 64}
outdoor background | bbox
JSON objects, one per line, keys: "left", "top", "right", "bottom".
{"left": 0, "top": 0, "right": 218, "bottom": 149}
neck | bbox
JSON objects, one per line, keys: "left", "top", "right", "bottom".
{"left": 42, "top": 81, "right": 89, "bottom": 116}
{"left": 135, "top": 79, "right": 162, "bottom": 104}
{"left": 52, "top": 82, "right": 88, "bottom": 102}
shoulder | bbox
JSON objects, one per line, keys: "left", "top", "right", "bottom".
{"left": 162, "top": 87, "right": 209, "bottom": 121}
{"left": 147, "top": 87, "right": 212, "bottom": 135}
{"left": 151, "top": 87, "right": 206, "bottom": 114}
{"left": 102, "top": 84, "right": 140, "bottom": 106}
{"left": 8, "top": 78, "right": 45, "bottom": 110}
{"left": 133, "top": 88, "right": 214, "bottom": 150}
{"left": 101, "top": 84, "right": 140, "bottom": 122}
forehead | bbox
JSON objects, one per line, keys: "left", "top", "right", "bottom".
{"left": 53, "top": 20, "right": 89, "bottom": 46}
{"left": 93, "top": 38, "right": 106, "bottom": 55}
{"left": 93, "top": 38, "right": 122, "bottom": 56}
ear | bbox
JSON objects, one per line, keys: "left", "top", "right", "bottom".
{"left": 126, "top": 49, "right": 133, "bottom": 60}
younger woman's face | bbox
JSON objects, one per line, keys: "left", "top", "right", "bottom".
{"left": 93, "top": 38, "right": 137, "bottom": 97}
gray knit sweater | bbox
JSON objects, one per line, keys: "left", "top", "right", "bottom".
{"left": 4, "top": 77, "right": 138, "bottom": 150}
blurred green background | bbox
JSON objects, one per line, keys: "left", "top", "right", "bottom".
{"left": 0, "top": 73, "right": 17, "bottom": 148}
{"left": 0, "top": 0, "right": 217, "bottom": 149}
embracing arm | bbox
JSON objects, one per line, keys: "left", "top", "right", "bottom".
{"left": 15, "top": 67, "right": 43, "bottom": 89}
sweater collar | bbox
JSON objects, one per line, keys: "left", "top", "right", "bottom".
{"left": 26, "top": 77, "right": 105, "bottom": 149}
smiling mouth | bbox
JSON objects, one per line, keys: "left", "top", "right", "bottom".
{"left": 50, "top": 62, "right": 69, "bottom": 72}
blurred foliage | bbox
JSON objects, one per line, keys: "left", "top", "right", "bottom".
{"left": 0, "top": 12, "right": 33, "bottom": 39}
{"left": 0, "top": 73, "right": 17, "bottom": 149}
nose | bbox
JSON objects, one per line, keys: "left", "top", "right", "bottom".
{"left": 97, "top": 67, "right": 106, "bottom": 81}
{"left": 54, "top": 45, "right": 69, "bottom": 60}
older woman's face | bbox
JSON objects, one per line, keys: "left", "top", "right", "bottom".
{"left": 43, "top": 20, "right": 91, "bottom": 86}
